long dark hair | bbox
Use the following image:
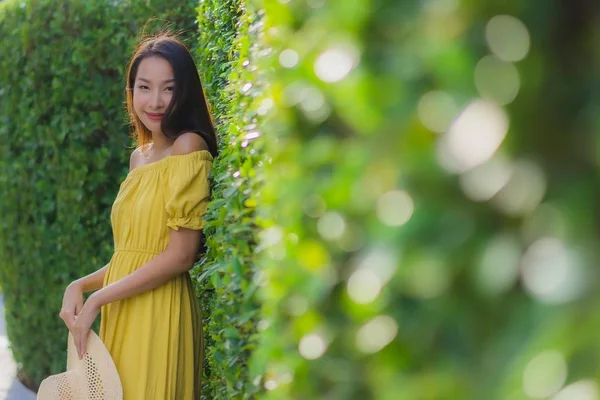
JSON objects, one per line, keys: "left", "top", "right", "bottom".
{"left": 125, "top": 33, "right": 218, "bottom": 158}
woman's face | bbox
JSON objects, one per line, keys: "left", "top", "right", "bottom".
{"left": 133, "top": 56, "right": 175, "bottom": 135}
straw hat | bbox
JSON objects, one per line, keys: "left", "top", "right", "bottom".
{"left": 37, "top": 330, "right": 122, "bottom": 399}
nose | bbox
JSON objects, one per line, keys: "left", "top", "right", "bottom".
{"left": 150, "top": 90, "right": 164, "bottom": 110}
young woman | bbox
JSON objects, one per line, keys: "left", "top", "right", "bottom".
{"left": 58, "top": 33, "right": 218, "bottom": 399}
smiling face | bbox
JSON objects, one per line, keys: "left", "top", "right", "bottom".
{"left": 132, "top": 56, "right": 175, "bottom": 135}
{"left": 125, "top": 35, "right": 218, "bottom": 155}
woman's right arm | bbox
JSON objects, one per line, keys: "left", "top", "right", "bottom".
{"left": 61, "top": 148, "right": 138, "bottom": 329}
{"left": 60, "top": 263, "right": 108, "bottom": 331}
{"left": 73, "top": 263, "right": 109, "bottom": 293}
{"left": 72, "top": 149, "right": 140, "bottom": 295}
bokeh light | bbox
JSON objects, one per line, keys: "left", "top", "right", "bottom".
{"left": 355, "top": 247, "right": 398, "bottom": 284}
{"left": 259, "top": 226, "right": 284, "bottom": 247}
{"left": 437, "top": 100, "right": 509, "bottom": 173}
{"left": 486, "top": 15, "right": 531, "bottom": 62}
{"left": 521, "top": 237, "right": 584, "bottom": 304}
{"left": 307, "top": 0, "right": 325, "bottom": 8}
{"left": 347, "top": 248, "right": 398, "bottom": 304}
{"left": 286, "top": 295, "right": 309, "bottom": 316}
{"left": 459, "top": 156, "right": 512, "bottom": 202}
{"left": 422, "top": 0, "right": 460, "bottom": 16}
{"left": 317, "top": 212, "right": 346, "bottom": 240}
{"left": 257, "top": 98, "right": 274, "bottom": 116}
{"left": 474, "top": 55, "right": 520, "bottom": 105}
{"left": 297, "top": 86, "right": 326, "bottom": 112}
{"left": 298, "top": 333, "right": 327, "bottom": 360}
{"left": 285, "top": 82, "right": 331, "bottom": 122}
{"left": 257, "top": 319, "right": 270, "bottom": 332}
{"left": 376, "top": 190, "right": 414, "bottom": 227}
{"left": 355, "top": 316, "right": 398, "bottom": 354}
{"left": 242, "top": 82, "right": 253, "bottom": 93}
{"left": 522, "top": 350, "right": 567, "bottom": 398}
{"left": 264, "top": 379, "right": 278, "bottom": 391}
{"left": 417, "top": 90, "right": 459, "bottom": 133}
{"left": 475, "top": 234, "right": 521, "bottom": 296}
{"left": 337, "top": 223, "right": 365, "bottom": 252}
{"left": 314, "top": 46, "right": 359, "bottom": 83}
{"left": 347, "top": 269, "right": 382, "bottom": 304}
{"left": 279, "top": 49, "right": 299, "bottom": 68}
{"left": 492, "top": 159, "right": 546, "bottom": 216}
{"left": 552, "top": 380, "right": 599, "bottom": 400}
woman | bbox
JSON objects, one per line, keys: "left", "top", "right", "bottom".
{"left": 58, "top": 33, "right": 218, "bottom": 399}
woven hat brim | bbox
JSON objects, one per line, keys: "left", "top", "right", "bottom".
{"left": 37, "top": 330, "right": 123, "bottom": 400}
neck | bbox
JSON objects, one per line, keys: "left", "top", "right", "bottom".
{"left": 150, "top": 131, "right": 173, "bottom": 153}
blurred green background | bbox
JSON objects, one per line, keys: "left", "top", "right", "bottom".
{"left": 254, "top": 0, "right": 600, "bottom": 398}
{"left": 2, "top": 0, "right": 600, "bottom": 399}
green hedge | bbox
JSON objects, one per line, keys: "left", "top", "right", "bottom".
{"left": 253, "top": 1, "right": 600, "bottom": 399}
{"left": 0, "top": 0, "right": 197, "bottom": 387}
{"left": 193, "top": 0, "right": 264, "bottom": 398}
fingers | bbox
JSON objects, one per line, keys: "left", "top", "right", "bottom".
{"left": 81, "top": 338, "right": 86, "bottom": 359}
{"left": 73, "top": 323, "right": 88, "bottom": 360}
{"left": 76, "top": 330, "right": 81, "bottom": 359}
{"left": 59, "top": 310, "right": 75, "bottom": 330}
{"left": 74, "top": 327, "right": 80, "bottom": 359}
{"left": 74, "top": 325, "right": 81, "bottom": 359}
{"left": 79, "top": 329, "right": 84, "bottom": 359}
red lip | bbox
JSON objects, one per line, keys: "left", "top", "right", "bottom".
{"left": 146, "top": 112, "right": 164, "bottom": 121}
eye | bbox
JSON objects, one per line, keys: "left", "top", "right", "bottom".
{"left": 165, "top": 86, "right": 174, "bottom": 92}
{"left": 138, "top": 85, "right": 149, "bottom": 90}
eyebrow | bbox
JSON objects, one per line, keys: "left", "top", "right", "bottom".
{"left": 137, "top": 77, "right": 176, "bottom": 84}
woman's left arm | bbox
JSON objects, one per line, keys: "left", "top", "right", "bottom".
{"left": 97, "top": 228, "right": 200, "bottom": 303}
{"left": 72, "top": 227, "right": 201, "bottom": 359}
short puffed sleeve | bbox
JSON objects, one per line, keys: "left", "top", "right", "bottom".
{"left": 164, "top": 151, "right": 213, "bottom": 231}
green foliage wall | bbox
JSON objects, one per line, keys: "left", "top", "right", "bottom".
{"left": 0, "top": 0, "right": 197, "bottom": 387}
{"left": 253, "top": 0, "right": 600, "bottom": 399}
{"left": 193, "top": 0, "right": 264, "bottom": 398}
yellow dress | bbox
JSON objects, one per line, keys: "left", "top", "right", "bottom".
{"left": 99, "top": 150, "right": 213, "bottom": 399}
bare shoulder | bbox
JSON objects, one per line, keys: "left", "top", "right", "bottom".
{"left": 171, "top": 132, "right": 209, "bottom": 156}
{"left": 129, "top": 146, "right": 145, "bottom": 171}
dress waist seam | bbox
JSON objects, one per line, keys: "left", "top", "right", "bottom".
{"left": 114, "top": 247, "right": 162, "bottom": 256}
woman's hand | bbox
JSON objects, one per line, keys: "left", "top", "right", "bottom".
{"left": 71, "top": 294, "right": 101, "bottom": 360}
{"left": 59, "top": 282, "right": 84, "bottom": 331}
